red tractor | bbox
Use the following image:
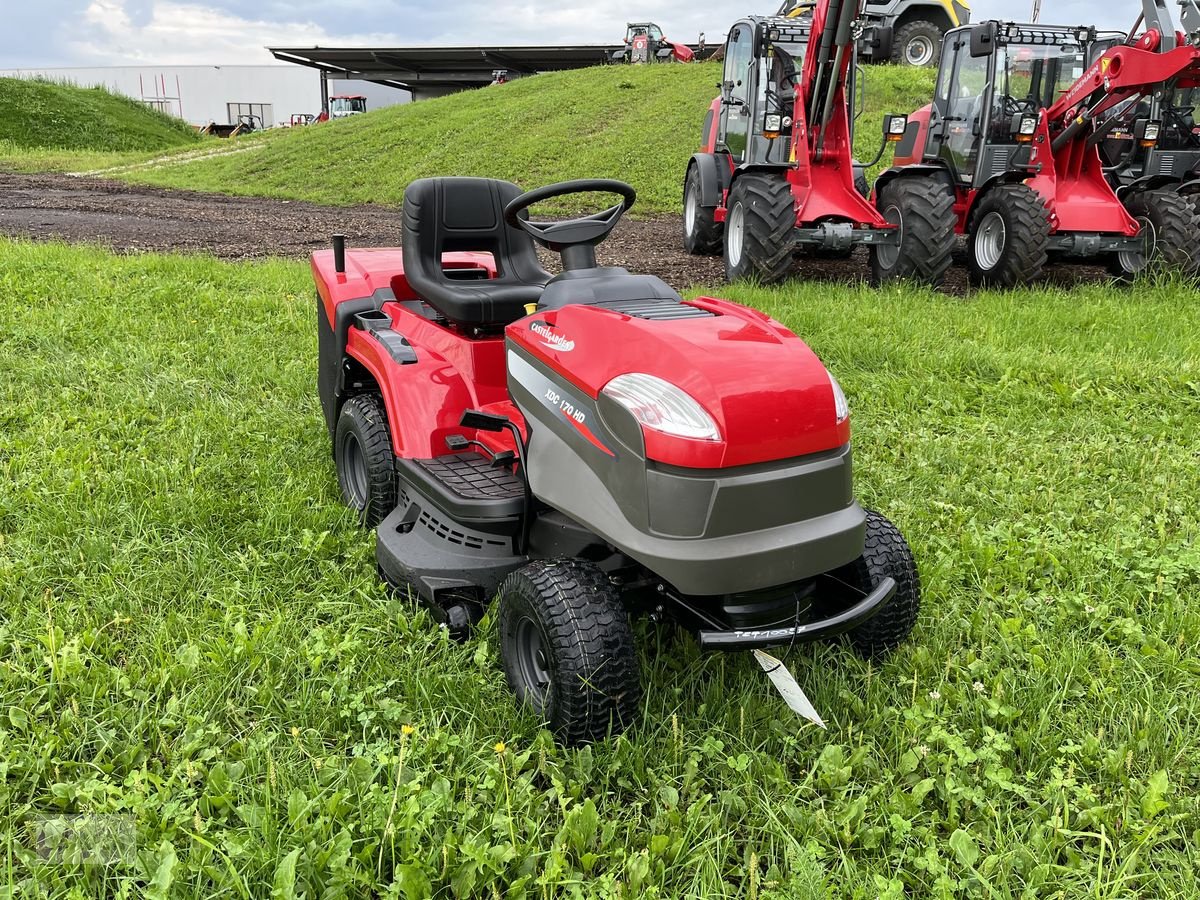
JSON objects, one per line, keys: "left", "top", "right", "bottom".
{"left": 683, "top": 1, "right": 957, "bottom": 285}
{"left": 884, "top": 6, "right": 1200, "bottom": 286}
{"left": 611, "top": 22, "right": 695, "bottom": 64}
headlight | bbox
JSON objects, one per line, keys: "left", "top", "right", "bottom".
{"left": 764, "top": 114, "right": 782, "bottom": 132}
{"left": 601, "top": 373, "right": 721, "bottom": 441}
{"left": 1143, "top": 123, "right": 1160, "bottom": 142}
{"left": 1019, "top": 116, "right": 1037, "bottom": 135}
{"left": 827, "top": 370, "right": 849, "bottom": 423}
{"left": 887, "top": 113, "right": 908, "bottom": 135}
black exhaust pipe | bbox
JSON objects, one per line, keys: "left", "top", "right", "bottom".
{"left": 333, "top": 234, "right": 346, "bottom": 273}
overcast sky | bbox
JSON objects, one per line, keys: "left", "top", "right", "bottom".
{"left": 4, "top": 0, "right": 1148, "bottom": 67}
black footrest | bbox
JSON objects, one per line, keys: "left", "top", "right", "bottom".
{"left": 416, "top": 453, "right": 524, "bottom": 501}
{"left": 396, "top": 453, "right": 524, "bottom": 524}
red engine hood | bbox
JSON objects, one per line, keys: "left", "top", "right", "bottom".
{"left": 506, "top": 297, "right": 849, "bottom": 468}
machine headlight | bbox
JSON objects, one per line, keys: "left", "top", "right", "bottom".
{"left": 1019, "top": 116, "right": 1037, "bottom": 135}
{"left": 827, "top": 370, "right": 849, "bottom": 423}
{"left": 886, "top": 113, "right": 908, "bottom": 135}
{"left": 764, "top": 113, "right": 783, "bottom": 132}
{"left": 1143, "top": 123, "right": 1160, "bottom": 142}
{"left": 602, "top": 373, "right": 721, "bottom": 441}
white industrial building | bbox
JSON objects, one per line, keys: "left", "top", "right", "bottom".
{"left": 0, "top": 65, "right": 408, "bottom": 127}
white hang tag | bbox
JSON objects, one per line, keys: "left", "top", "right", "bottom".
{"left": 752, "top": 649, "right": 826, "bottom": 729}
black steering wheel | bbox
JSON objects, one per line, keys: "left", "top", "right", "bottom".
{"left": 503, "top": 179, "right": 636, "bottom": 269}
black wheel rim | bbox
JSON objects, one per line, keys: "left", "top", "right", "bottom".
{"left": 513, "top": 616, "right": 551, "bottom": 702}
{"left": 340, "top": 431, "right": 368, "bottom": 506}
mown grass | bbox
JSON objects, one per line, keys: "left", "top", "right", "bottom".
{"left": 0, "top": 77, "right": 200, "bottom": 154}
{"left": 2, "top": 63, "right": 931, "bottom": 215}
{"left": 2, "top": 237, "right": 1198, "bottom": 897}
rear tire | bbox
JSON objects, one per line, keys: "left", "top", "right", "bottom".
{"left": 724, "top": 174, "right": 795, "bottom": 283}
{"left": 869, "top": 177, "right": 956, "bottom": 285}
{"left": 1108, "top": 189, "right": 1200, "bottom": 280}
{"left": 832, "top": 510, "right": 921, "bottom": 659}
{"left": 966, "top": 184, "right": 1049, "bottom": 288}
{"left": 893, "top": 21, "right": 942, "bottom": 67}
{"left": 683, "top": 165, "right": 722, "bottom": 255}
{"left": 497, "top": 559, "right": 641, "bottom": 745}
{"left": 334, "top": 394, "right": 396, "bottom": 528}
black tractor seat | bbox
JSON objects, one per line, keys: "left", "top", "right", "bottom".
{"left": 402, "top": 177, "right": 551, "bottom": 327}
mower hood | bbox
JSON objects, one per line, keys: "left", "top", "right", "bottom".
{"left": 506, "top": 296, "right": 849, "bottom": 468}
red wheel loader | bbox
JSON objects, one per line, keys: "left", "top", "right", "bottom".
{"left": 883, "top": 0, "right": 1200, "bottom": 286}
{"left": 683, "top": 0, "right": 957, "bottom": 285}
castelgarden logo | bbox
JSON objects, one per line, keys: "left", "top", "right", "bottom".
{"left": 531, "top": 321, "right": 575, "bottom": 352}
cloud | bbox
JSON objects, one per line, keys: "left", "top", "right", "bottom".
{"left": 4, "top": 0, "right": 1157, "bottom": 67}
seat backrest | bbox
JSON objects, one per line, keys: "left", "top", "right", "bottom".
{"left": 402, "top": 177, "right": 551, "bottom": 326}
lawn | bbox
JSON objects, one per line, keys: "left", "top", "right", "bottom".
{"left": 1, "top": 238, "right": 1198, "bottom": 898}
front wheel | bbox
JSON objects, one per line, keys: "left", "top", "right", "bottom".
{"left": 334, "top": 393, "right": 396, "bottom": 527}
{"left": 683, "top": 165, "right": 722, "bottom": 255}
{"left": 1108, "top": 189, "right": 1200, "bottom": 280}
{"left": 869, "top": 177, "right": 956, "bottom": 286}
{"left": 497, "top": 559, "right": 641, "bottom": 745}
{"left": 831, "top": 510, "right": 921, "bottom": 659}
{"left": 724, "top": 174, "right": 795, "bottom": 283}
{"left": 966, "top": 184, "right": 1049, "bottom": 288}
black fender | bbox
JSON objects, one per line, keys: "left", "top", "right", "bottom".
{"left": 686, "top": 153, "right": 732, "bottom": 208}
{"left": 873, "top": 163, "right": 955, "bottom": 198}
{"left": 1116, "top": 174, "right": 1184, "bottom": 199}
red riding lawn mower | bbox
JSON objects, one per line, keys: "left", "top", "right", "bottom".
{"left": 314, "top": 177, "right": 921, "bottom": 743}
{"left": 683, "top": 0, "right": 957, "bottom": 285}
{"left": 882, "top": 0, "right": 1200, "bottom": 286}
{"left": 611, "top": 22, "right": 695, "bottom": 64}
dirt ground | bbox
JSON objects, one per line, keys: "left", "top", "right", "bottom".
{"left": 0, "top": 171, "right": 1105, "bottom": 294}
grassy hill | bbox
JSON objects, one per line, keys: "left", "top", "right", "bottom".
{"left": 0, "top": 77, "right": 200, "bottom": 153}
{"left": 122, "top": 63, "right": 935, "bottom": 215}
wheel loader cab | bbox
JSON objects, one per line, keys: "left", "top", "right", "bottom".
{"left": 401, "top": 177, "right": 551, "bottom": 327}
{"left": 926, "top": 23, "right": 1091, "bottom": 187}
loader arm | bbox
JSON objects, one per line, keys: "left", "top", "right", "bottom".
{"left": 786, "top": 0, "right": 885, "bottom": 224}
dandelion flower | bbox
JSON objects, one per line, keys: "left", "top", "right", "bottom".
{"left": 402, "top": 724, "right": 415, "bottom": 736}
{"left": 494, "top": 741, "right": 507, "bottom": 755}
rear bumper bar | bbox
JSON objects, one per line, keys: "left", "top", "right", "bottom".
{"left": 696, "top": 576, "right": 896, "bottom": 650}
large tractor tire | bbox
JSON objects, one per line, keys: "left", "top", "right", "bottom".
{"left": 682, "top": 165, "right": 722, "bottom": 255}
{"left": 724, "top": 174, "right": 795, "bottom": 283}
{"left": 497, "top": 558, "right": 641, "bottom": 745}
{"left": 334, "top": 393, "right": 397, "bottom": 528}
{"left": 966, "top": 184, "right": 1050, "bottom": 288}
{"left": 868, "top": 177, "right": 956, "bottom": 286}
{"left": 829, "top": 510, "right": 922, "bottom": 659}
{"left": 1108, "top": 189, "right": 1200, "bottom": 281}
{"left": 893, "top": 21, "right": 942, "bottom": 67}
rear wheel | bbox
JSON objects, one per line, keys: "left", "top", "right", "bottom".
{"left": 966, "top": 184, "right": 1049, "bottom": 288}
{"left": 724, "top": 174, "right": 795, "bottom": 283}
{"left": 683, "top": 165, "right": 722, "bottom": 255}
{"left": 334, "top": 393, "right": 396, "bottom": 527}
{"left": 893, "top": 21, "right": 942, "bottom": 67}
{"left": 1108, "top": 189, "right": 1200, "bottom": 280}
{"left": 869, "top": 177, "right": 956, "bottom": 285}
{"left": 497, "top": 559, "right": 641, "bottom": 745}
{"left": 830, "top": 510, "right": 921, "bottom": 659}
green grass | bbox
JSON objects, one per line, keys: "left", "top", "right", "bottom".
{"left": 0, "top": 77, "right": 200, "bottom": 154}
{"left": 3, "top": 237, "right": 1198, "bottom": 897}
{"left": 42, "top": 63, "right": 931, "bottom": 216}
